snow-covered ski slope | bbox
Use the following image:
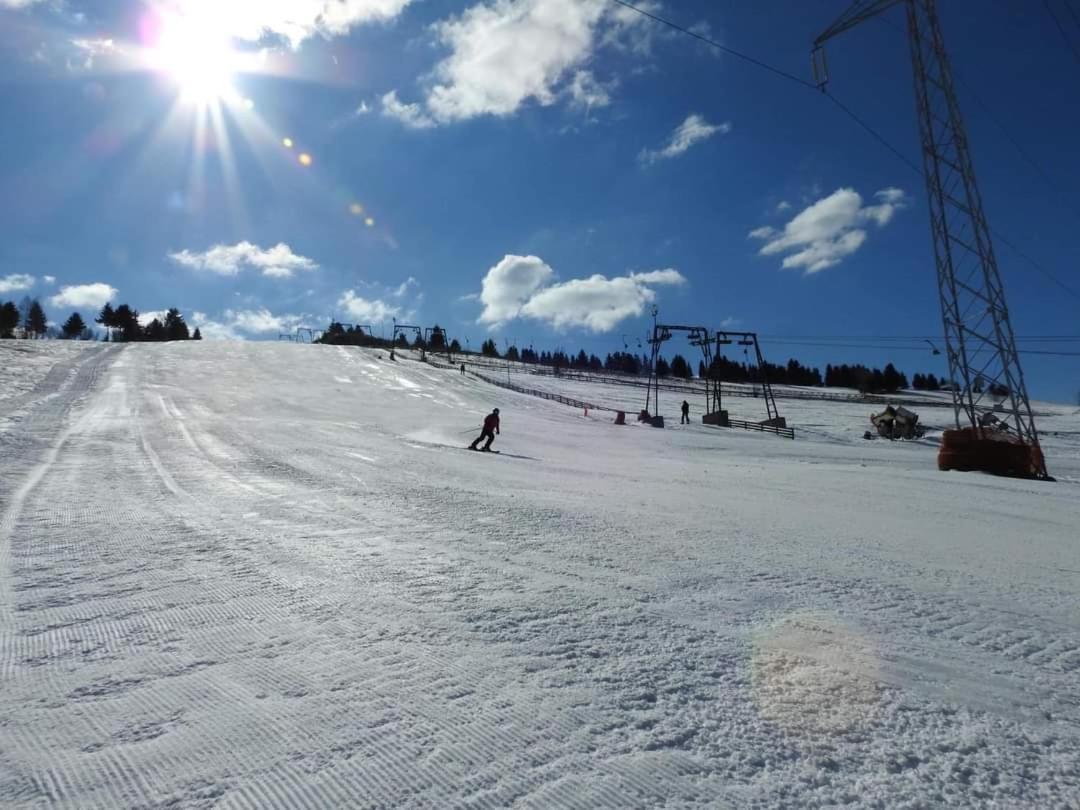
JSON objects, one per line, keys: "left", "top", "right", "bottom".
{"left": 1, "top": 340, "right": 1078, "bottom": 808}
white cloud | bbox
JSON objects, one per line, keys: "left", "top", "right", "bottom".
{"left": 0, "top": 273, "right": 35, "bottom": 294}
{"left": 43, "top": 275, "right": 56, "bottom": 285}
{"left": 382, "top": 0, "right": 648, "bottom": 127}
{"left": 392, "top": 276, "right": 419, "bottom": 297}
{"left": 425, "top": 0, "right": 605, "bottom": 123}
{"left": 138, "top": 310, "right": 168, "bottom": 327}
{"left": 478, "top": 255, "right": 555, "bottom": 326}
{"left": 190, "top": 311, "right": 239, "bottom": 341}
{"left": 476, "top": 254, "right": 685, "bottom": 332}
{"left": 380, "top": 90, "right": 435, "bottom": 129}
{"left": 1, "top": 0, "right": 44, "bottom": 8}
{"left": 169, "top": 241, "right": 318, "bottom": 278}
{"left": 522, "top": 275, "right": 669, "bottom": 332}
{"left": 749, "top": 187, "right": 908, "bottom": 274}
{"left": 776, "top": 200, "right": 792, "bottom": 212}
{"left": 568, "top": 70, "right": 612, "bottom": 110}
{"left": 601, "top": 0, "right": 663, "bottom": 55}
{"left": 48, "top": 282, "right": 117, "bottom": 309}
{"left": 226, "top": 308, "right": 306, "bottom": 333}
{"left": 189, "top": 308, "right": 309, "bottom": 339}
{"left": 337, "top": 290, "right": 403, "bottom": 323}
{"left": 147, "top": 0, "right": 416, "bottom": 50}
{"left": 628, "top": 268, "right": 686, "bottom": 285}
{"left": 356, "top": 100, "right": 371, "bottom": 115}
{"left": 640, "top": 114, "right": 731, "bottom": 164}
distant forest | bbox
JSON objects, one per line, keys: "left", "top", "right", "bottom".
{"left": 316, "top": 321, "right": 947, "bottom": 395}
{"left": 0, "top": 297, "right": 202, "bottom": 342}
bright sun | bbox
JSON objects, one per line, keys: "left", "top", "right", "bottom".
{"left": 152, "top": 14, "right": 238, "bottom": 104}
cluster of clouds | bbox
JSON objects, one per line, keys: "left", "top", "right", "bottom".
{"left": 189, "top": 276, "right": 422, "bottom": 340}
{"left": 337, "top": 276, "right": 420, "bottom": 323}
{"left": 380, "top": 0, "right": 656, "bottom": 128}
{"left": 17, "top": 0, "right": 728, "bottom": 165}
{"left": 0, "top": 273, "right": 117, "bottom": 309}
{"left": 189, "top": 308, "right": 312, "bottom": 340}
{"left": 169, "top": 242, "right": 317, "bottom": 278}
{"left": 476, "top": 255, "right": 685, "bottom": 332}
{"left": 749, "top": 187, "right": 908, "bottom": 274}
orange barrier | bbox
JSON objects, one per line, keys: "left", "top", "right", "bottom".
{"left": 938, "top": 428, "right": 1042, "bottom": 478}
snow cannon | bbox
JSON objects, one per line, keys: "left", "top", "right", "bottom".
{"left": 938, "top": 428, "right": 1046, "bottom": 479}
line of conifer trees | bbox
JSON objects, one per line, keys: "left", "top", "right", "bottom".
{"left": 0, "top": 297, "right": 50, "bottom": 339}
{"left": 95, "top": 304, "right": 201, "bottom": 342}
{"left": 1, "top": 298, "right": 203, "bottom": 342}
{"left": 312, "top": 318, "right": 948, "bottom": 395}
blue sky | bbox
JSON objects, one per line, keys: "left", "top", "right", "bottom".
{"left": 1, "top": 0, "right": 1077, "bottom": 400}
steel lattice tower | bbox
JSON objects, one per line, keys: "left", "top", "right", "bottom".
{"left": 813, "top": 0, "right": 1048, "bottom": 478}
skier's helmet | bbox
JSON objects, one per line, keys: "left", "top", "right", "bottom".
{"left": 493, "top": 408, "right": 500, "bottom": 414}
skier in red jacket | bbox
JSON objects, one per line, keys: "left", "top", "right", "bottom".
{"left": 469, "top": 408, "right": 500, "bottom": 451}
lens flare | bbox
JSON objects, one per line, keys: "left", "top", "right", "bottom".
{"left": 298, "top": 153, "right": 313, "bottom": 167}
{"left": 282, "top": 137, "right": 294, "bottom": 148}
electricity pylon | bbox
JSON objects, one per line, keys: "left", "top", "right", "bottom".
{"left": 813, "top": 0, "right": 1048, "bottom": 478}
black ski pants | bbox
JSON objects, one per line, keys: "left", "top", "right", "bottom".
{"left": 470, "top": 429, "right": 496, "bottom": 450}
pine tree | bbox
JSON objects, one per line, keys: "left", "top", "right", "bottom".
{"left": 96, "top": 303, "right": 116, "bottom": 339}
{"left": 144, "top": 318, "right": 166, "bottom": 341}
{"left": 0, "top": 301, "right": 19, "bottom": 338}
{"left": 192, "top": 327, "right": 202, "bottom": 341}
{"left": 111, "top": 304, "right": 139, "bottom": 342}
{"left": 449, "top": 338, "right": 461, "bottom": 353}
{"left": 61, "top": 312, "right": 86, "bottom": 339}
{"left": 164, "top": 308, "right": 190, "bottom": 341}
{"left": 882, "top": 363, "right": 902, "bottom": 392}
{"left": 26, "top": 300, "right": 47, "bottom": 338}
{"left": 505, "top": 345, "right": 520, "bottom": 361}
{"left": 670, "top": 354, "right": 692, "bottom": 379}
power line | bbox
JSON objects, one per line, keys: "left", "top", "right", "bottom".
{"left": 611, "top": 0, "right": 1080, "bottom": 302}
{"left": 953, "top": 75, "right": 1080, "bottom": 226}
{"left": 821, "top": 90, "right": 923, "bottom": 175}
{"left": 608, "top": 0, "right": 816, "bottom": 90}
{"left": 1067, "top": 0, "right": 1080, "bottom": 32}
{"left": 762, "top": 334, "right": 1080, "bottom": 342}
{"left": 821, "top": 94, "right": 1080, "bottom": 301}
{"left": 760, "top": 339, "right": 1080, "bottom": 357}
{"left": 1044, "top": 0, "right": 1080, "bottom": 66}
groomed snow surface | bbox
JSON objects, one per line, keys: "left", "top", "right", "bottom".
{"left": 1, "top": 341, "right": 1078, "bottom": 808}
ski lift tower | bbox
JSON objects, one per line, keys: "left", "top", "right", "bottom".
{"left": 644, "top": 320, "right": 717, "bottom": 420}
{"left": 390, "top": 320, "right": 423, "bottom": 360}
{"left": 812, "top": 0, "right": 1047, "bottom": 478}
{"left": 708, "top": 331, "right": 784, "bottom": 428}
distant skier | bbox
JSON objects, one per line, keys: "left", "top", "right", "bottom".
{"left": 460, "top": 363, "right": 466, "bottom": 376}
{"left": 469, "top": 408, "right": 500, "bottom": 452}
{"left": 681, "top": 400, "right": 690, "bottom": 424}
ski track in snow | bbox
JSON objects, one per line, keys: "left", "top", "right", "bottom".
{"left": 1, "top": 341, "right": 1078, "bottom": 808}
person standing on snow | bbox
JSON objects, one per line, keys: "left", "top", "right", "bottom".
{"left": 460, "top": 363, "right": 466, "bottom": 376}
{"left": 469, "top": 408, "right": 500, "bottom": 451}
{"left": 681, "top": 400, "right": 690, "bottom": 424}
